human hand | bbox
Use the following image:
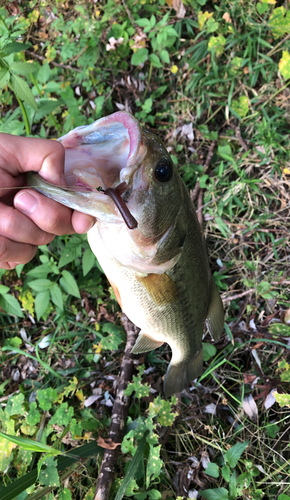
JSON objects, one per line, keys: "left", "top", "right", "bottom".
{"left": 0, "top": 134, "right": 95, "bottom": 270}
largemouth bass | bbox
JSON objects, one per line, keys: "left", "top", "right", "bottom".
{"left": 27, "top": 111, "right": 224, "bottom": 397}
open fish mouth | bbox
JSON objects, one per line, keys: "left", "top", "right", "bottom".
{"left": 27, "top": 112, "right": 145, "bottom": 228}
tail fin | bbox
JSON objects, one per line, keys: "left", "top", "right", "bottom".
{"left": 164, "top": 348, "right": 203, "bottom": 397}
{"left": 205, "top": 280, "right": 224, "bottom": 341}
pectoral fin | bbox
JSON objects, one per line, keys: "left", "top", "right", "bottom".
{"left": 205, "top": 280, "right": 224, "bottom": 341}
{"left": 131, "top": 331, "right": 164, "bottom": 354}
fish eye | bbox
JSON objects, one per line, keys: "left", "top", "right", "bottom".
{"left": 154, "top": 160, "right": 173, "bottom": 183}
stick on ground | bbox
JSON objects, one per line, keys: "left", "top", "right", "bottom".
{"left": 94, "top": 314, "right": 140, "bottom": 500}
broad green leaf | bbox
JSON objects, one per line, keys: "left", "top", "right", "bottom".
{"left": 229, "top": 471, "right": 237, "bottom": 497}
{"left": 0, "top": 432, "right": 63, "bottom": 455}
{"left": 37, "top": 61, "right": 51, "bottom": 84}
{"left": 49, "top": 403, "right": 74, "bottom": 426}
{"left": 10, "top": 74, "right": 37, "bottom": 111}
{"left": 0, "top": 293, "right": 24, "bottom": 317}
{"left": 149, "top": 53, "right": 162, "bottom": 68}
{"left": 50, "top": 283, "right": 64, "bottom": 311}
{"left": 231, "top": 96, "right": 249, "bottom": 118}
{"left": 37, "top": 388, "right": 58, "bottom": 411}
{"left": 10, "top": 61, "right": 38, "bottom": 75}
{"left": 148, "top": 396, "right": 178, "bottom": 426}
{"left": 278, "top": 495, "right": 290, "bottom": 500}
{"left": 59, "top": 488, "right": 72, "bottom": 500}
{"left": 131, "top": 48, "right": 148, "bottom": 66}
{"left": 0, "top": 42, "right": 31, "bottom": 57}
{"left": 124, "top": 373, "right": 151, "bottom": 398}
{"left": 0, "top": 434, "right": 16, "bottom": 473}
{"left": 36, "top": 98, "right": 61, "bottom": 119}
{"left": 159, "top": 49, "right": 170, "bottom": 64}
{"left": 221, "top": 465, "right": 231, "bottom": 482}
{"left": 39, "top": 466, "right": 60, "bottom": 487}
{"left": 201, "top": 488, "right": 229, "bottom": 500}
{"left": 135, "top": 18, "right": 150, "bottom": 27}
{"left": 257, "top": 2, "right": 270, "bottom": 15}
{"left": 29, "top": 278, "right": 53, "bottom": 292}
{"left": 279, "top": 51, "right": 290, "bottom": 80}
{"left": 203, "top": 343, "right": 217, "bottom": 361}
{"left": 269, "top": 322, "right": 290, "bottom": 336}
{"left": 224, "top": 441, "right": 249, "bottom": 468}
{"left": 26, "top": 264, "right": 50, "bottom": 278}
{"left": 100, "top": 322, "right": 125, "bottom": 350}
{"left": 0, "top": 69, "right": 9, "bottom": 89}
{"left": 5, "top": 336, "right": 22, "bottom": 349}
{"left": 207, "top": 17, "right": 219, "bottom": 34}
{"left": 205, "top": 462, "right": 220, "bottom": 478}
{"left": 146, "top": 444, "right": 162, "bottom": 488}
{"left": 274, "top": 391, "right": 290, "bottom": 407}
{"left": 58, "top": 235, "right": 83, "bottom": 268}
{"left": 208, "top": 35, "right": 226, "bottom": 57}
{"left": 60, "top": 270, "right": 81, "bottom": 298}
{"left": 35, "top": 290, "right": 50, "bottom": 320}
{"left": 269, "top": 7, "right": 290, "bottom": 39}
{"left": 27, "top": 402, "right": 41, "bottom": 426}
{"left": 82, "top": 248, "right": 96, "bottom": 276}
{"left": 0, "top": 284, "right": 9, "bottom": 294}
{"left": 6, "top": 393, "right": 25, "bottom": 416}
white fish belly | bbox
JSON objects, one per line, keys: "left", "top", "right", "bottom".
{"left": 87, "top": 223, "right": 167, "bottom": 343}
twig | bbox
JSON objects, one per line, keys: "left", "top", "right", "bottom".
{"left": 25, "top": 50, "right": 82, "bottom": 73}
{"left": 235, "top": 125, "right": 248, "bottom": 151}
{"left": 204, "top": 140, "right": 216, "bottom": 172}
{"left": 222, "top": 288, "right": 256, "bottom": 303}
{"left": 190, "top": 181, "right": 200, "bottom": 203}
{"left": 121, "top": 0, "right": 138, "bottom": 28}
{"left": 94, "top": 314, "right": 140, "bottom": 500}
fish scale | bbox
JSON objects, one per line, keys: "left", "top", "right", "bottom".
{"left": 27, "top": 111, "right": 224, "bottom": 397}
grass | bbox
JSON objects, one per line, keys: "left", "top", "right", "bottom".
{"left": 0, "top": 0, "right": 290, "bottom": 499}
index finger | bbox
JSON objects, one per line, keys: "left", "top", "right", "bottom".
{"left": 0, "top": 134, "right": 65, "bottom": 184}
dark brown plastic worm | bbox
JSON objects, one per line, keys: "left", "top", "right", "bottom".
{"left": 103, "top": 185, "right": 138, "bottom": 230}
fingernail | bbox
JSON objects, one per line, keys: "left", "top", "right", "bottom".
{"left": 82, "top": 218, "right": 96, "bottom": 233}
{"left": 15, "top": 192, "right": 38, "bottom": 215}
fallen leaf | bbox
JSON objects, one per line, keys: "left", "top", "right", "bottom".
{"left": 243, "top": 394, "right": 258, "bottom": 421}
{"left": 97, "top": 437, "right": 121, "bottom": 449}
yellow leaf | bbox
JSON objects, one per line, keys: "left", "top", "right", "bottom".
{"left": 76, "top": 390, "right": 84, "bottom": 402}
{"left": 279, "top": 50, "right": 290, "bottom": 80}
{"left": 18, "top": 290, "right": 34, "bottom": 317}
{"left": 198, "top": 11, "right": 213, "bottom": 30}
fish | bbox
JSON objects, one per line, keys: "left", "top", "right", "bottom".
{"left": 27, "top": 111, "right": 224, "bottom": 397}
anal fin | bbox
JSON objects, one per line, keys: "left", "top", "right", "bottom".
{"left": 131, "top": 331, "right": 164, "bottom": 354}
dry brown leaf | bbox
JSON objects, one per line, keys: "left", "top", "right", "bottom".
{"left": 173, "top": 0, "right": 186, "bottom": 18}
{"left": 97, "top": 437, "right": 121, "bottom": 450}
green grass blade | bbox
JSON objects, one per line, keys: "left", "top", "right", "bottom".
{"left": 114, "top": 433, "right": 148, "bottom": 500}
{"left": 2, "top": 346, "right": 62, "bottom": 379}
{"left": 0, "top": 442, "right": 102, "bottom": 500}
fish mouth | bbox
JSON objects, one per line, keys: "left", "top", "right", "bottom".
{"left": 27, "top": 112, "right": 146, "bottom": 227}
{"left": 60, "top": 111, "right": 143, "bottom": 191}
